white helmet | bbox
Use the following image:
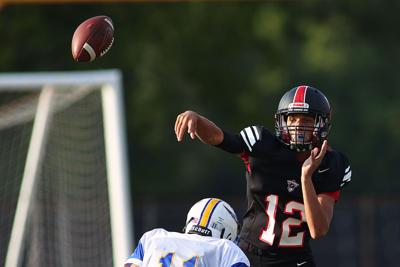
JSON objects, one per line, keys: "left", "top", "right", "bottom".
{"left": 184, "top": 198, "right": 239, "bottom": 241}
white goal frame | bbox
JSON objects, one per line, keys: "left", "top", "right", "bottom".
{"left": 0, "top": 70, "right": 134, "bottom": 267}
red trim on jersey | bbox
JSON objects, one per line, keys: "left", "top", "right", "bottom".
{"left": 293, "top": 85, "right": 308, "bottom": 103}
{"left": 240, "top": 152, "right": 251, "bottom": 174}
{"left": 319, "top": 190, "right": 341, "bottom": 201}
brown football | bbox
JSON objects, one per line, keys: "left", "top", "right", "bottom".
{"left": 71, "top": 16, "right": 114, "bottom": 62}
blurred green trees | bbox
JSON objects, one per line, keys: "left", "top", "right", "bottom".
{"left": 0, "top": 1, "right": 399, "bottom": 199}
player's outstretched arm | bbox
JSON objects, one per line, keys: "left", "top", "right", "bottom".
{"left": 175, "top": 110, "right": 224, "bottom": 145}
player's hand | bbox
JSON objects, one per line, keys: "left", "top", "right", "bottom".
{"left": 301, "top": 140, "right": 328, "bottom": 180}
{"left": 175, "top": 110, "right": 199, "bottom": 142}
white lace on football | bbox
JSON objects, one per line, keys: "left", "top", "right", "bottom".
{"left": 104, "top": 17, "right": 114, "bottom": 30}
{"left": 100, "top": 37, "right": 114, "bottom": 57}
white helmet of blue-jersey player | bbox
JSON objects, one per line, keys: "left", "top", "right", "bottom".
{"left": 184, "top": 198, "right": 240, "bottom": 241}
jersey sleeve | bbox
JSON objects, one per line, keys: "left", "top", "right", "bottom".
{"left": 221, "top": 241, "right": 250, "bottom": 267}
{"left": 230, "top": 263, "right": 250, "bottom": 267}
{"left": 124, "top": 239, "right": 144, "bottom": 267}
{"left": 216, "top": 126, "right": 276, "bottom": 157}
{"left": 124, "top": 229, "right": 164, "bottom": 267}
{"left": 314, "top": 150, "right": 352, "bottom": 200}
{"left": 214, "top": 129, "right": 246, "bottom": 154}
{"left": 338, "top": 153, "right": 352, "bottom": 188}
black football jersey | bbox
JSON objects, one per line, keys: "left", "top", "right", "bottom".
{"left": 216, "top": 125, "right": 351, "bottom": 263}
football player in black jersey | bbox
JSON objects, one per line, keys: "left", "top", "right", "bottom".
{"left": 174, "top": 85, "right": 352, "bottom": 267}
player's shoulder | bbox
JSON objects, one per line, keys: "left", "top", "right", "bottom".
{"left": 206, "top": 238, "right": 240, "bottom": 252}
{"left": 326, "top": 148, "right": 351, "bottom": 172}
{"left": 239, "top": 125, "right": 279, "bottom": 153}
{"left": 141, "top": 228, "right": 169, "bottom": 240}
{"left": 239, "top": 125, "right": 270, "bottom": 140}
{"left": 323, "top": 148, "right": 352, "bottom": 188}
{"left": 327, "top": 148, "right": 349, "bottom": 162}
{"left": 221, "top": 240, "right": 244, "bottom": 253}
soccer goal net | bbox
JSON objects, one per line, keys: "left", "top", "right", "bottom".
{"left": 0, "top": 70, "right": 133, "bottom": 267}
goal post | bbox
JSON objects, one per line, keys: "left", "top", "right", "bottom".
{"left": 0, "top": 70, "right": 134, "bottom": 267}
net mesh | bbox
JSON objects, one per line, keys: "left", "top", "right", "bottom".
{"left": 0, "top": 87, "right": 113, "bottom": 267}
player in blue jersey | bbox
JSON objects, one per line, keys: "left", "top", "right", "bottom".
{"left": 124, "top": 198, "right": 250, "bottom": 267}
{"left": 174, "top": 86, "right": 352, "bottom": 266}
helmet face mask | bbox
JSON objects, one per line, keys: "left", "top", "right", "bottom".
{"left": 275, "top": 86, "right": 331, "bottom": 152}
{"left": 184, "top": 198, "right": 239, "bottom": 241}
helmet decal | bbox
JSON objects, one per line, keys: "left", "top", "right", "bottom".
{"left": 288, "top": 85, "right": 310, "bottom": 111}
{"left": 292, "top": 85, "right": 308, "bottom": 103}
{"left": 198, "top": 198, "right": 221, "bottom": 228}
{"left": 223, "top": 205, "right": 238, "bottom": 224}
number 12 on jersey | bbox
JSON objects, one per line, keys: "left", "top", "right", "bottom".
{"left": 259, "top": 194, "right": 306, "bottom": 247}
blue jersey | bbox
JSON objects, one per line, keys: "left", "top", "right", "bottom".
{"left": 124, "top": 228, "right": 250, "bottom": 267}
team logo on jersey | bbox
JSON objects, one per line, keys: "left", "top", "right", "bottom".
{"left": 287, "top": 179, "right": 299, "bottom": 192}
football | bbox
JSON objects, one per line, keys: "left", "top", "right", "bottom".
{"left": 71, "top": 15, "right": 114, "bottom": 62}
